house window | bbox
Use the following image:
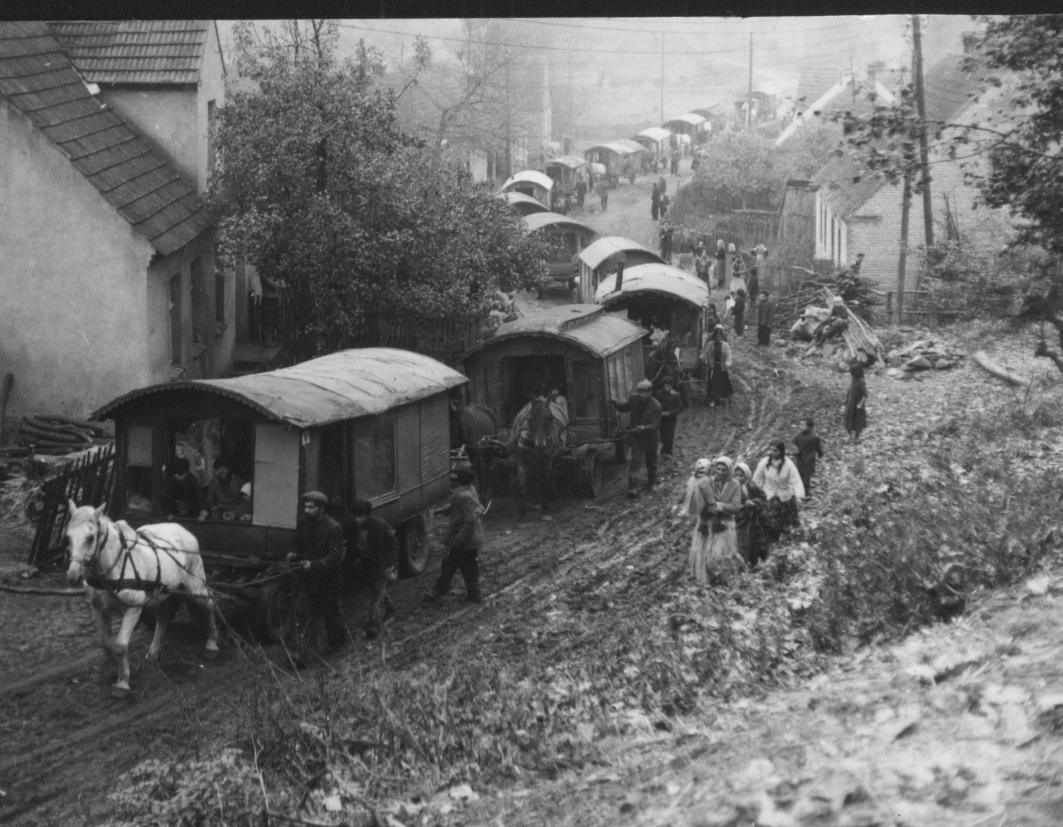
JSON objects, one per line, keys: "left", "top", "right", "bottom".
{"left": 206, "top": 99, "right": 217, "bottom": 182}
{"left": 191, "top": 258, "right": 207, "bottom": 343}
{"left": 215, "top": 268, "right": 226, "bottom": 324}
{"left": 350, "top": 414, "right": 397, "bottom": 503}
{"left": 169, "top": 274, "right": 182, "bottom": 364}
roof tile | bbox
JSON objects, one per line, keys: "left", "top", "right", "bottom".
{"left": 0, "top": 21, "right": 210, "bottom": 255}
{"left": 48, "top": 20, "right": 208, "bottom": 86}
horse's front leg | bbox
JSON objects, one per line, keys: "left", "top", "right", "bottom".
{"left": 516, "top": 456, "right": 529, "bottom": 515}
{"left": 146, "top": 599, "right": 171, "bottom": 662}
{"left": 90, "top": 600, "right": 114, "bottom": 661}
{"left": 112, "top": 606, "right": 144, "bottom": 697}
{"left": 189, "top": 590, "right": 220, "bottom": 659}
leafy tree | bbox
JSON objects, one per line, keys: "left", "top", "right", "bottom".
{"left": 213, "top": 21, "right": 545, "bottom": 361}
{"left": 776, "top": 120, "right": 845, "bottom": 181}
{"left": 691, "top": 130, "right": 779, "bottom": 211}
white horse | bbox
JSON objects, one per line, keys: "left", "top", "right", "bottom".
{"left": 65, "top": 500, "right": 219, "bottom": 697}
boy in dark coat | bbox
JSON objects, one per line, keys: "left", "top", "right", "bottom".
{"left": 345, "top": 499, "right": 398, "bottom": 639}
{"left": 654, "top": 375, "right": 684, "bottom": 457}
{"left": 611, "top": 379, "right": 663, "bottom": 498}
{"left": 433, "top": 468, "right": 486, "bottom": 603}
{"left": 792, "top": 419, "right": 825, "bottom": 496}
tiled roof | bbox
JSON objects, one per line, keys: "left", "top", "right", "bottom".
{"left": 48, "top": 20, "right": 208, "bottom": 86}
{"left": 811, "top": 153, "right": 888, "bottom": 219}
{"left": 0, "top": 22, "right": 211, "bottom": 255}
{"left": 922, "top": 53, "right": 980, "bottom": 127}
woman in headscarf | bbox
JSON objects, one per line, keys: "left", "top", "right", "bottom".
{"left": 701, "top": 325, "right": 733, "bottom": 411}
{"left": 844, "top": 364, "right": 868, "bottom": 442}
{"left": 734, "top": 460, "right": 769, "bottom": 569}
{"left": 752, "top": 441, "right": 806, "bottom": 541}
{"left": 683, "top": 458, "right": 713, "bottom": 582}
{"left": 689, "top": 456, "right": 743, "bottom": 583}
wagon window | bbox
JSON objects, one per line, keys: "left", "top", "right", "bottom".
{"left": 570, "top": 359, "right": 600, "bottom": 420}
{"left": 351, "top": 414, "right": 397, "bottom": 502}
{"left": 125, "top": 424, "right": 153, "bottom": 515}
{"left": 166, "top": 417, "right": 254, "bottom": 522}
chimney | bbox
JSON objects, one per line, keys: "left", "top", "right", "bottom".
{"left": 615, "top": 258, "right": 625, "bottom": 291}
{"left": 867, "top": 61, "right": 884, "bottom": 91}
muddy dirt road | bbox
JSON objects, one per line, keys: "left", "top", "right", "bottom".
{"left": 0, "top": 334, "right": 816, "bottom": 825}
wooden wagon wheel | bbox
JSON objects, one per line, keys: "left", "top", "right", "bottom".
{"left": 255, "top": 578, "right": 304, "bottom": 643}
{"left": 577, "top": 452, "right": 606, "bottom": 499}
{"left": 398, "top": 513, "right": 429, "bottom": 577}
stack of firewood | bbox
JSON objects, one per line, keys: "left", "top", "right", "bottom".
{"left": 16, "top": 415, "right": 113, "bottom": 455}
{"left": 795, "top": 288, "right": 886, "bottom": 367}
{"left": 884, "top": 338, "right": 966, "bottom": 378}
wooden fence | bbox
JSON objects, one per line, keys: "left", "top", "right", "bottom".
{"left": 346, "top": 311, "right": 488, "bottom": 367}
{"left": 27, "top": 443, "right": 115, "bottom": 568}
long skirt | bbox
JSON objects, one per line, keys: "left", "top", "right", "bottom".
{"left": 707, "top": 368, "right": 734, "bottom": 402}
{"left": 764, "top": 496, "right": 799, "bottom": 540}
{"left": 689, "top": 521, "right": 742, "bottom": 583}
{"left": 736, "top": 505, "right": 769, "bottom": 568}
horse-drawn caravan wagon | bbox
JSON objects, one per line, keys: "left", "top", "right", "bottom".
{"left": 461, "top": 305, "right": 646, "bottom": 506}
{"left": 594, "top": 263, "right": 710, "bottom": 398}
{"left": 577, "top": 236, "right": 665, "bottom": 304}
{"left": 501, "top": 170, "right": 553, "bottom": 209}
{"left": 522, "top": 212, "right": 598, "bottom": 298}
{"left": 543, "top": 155, "right": 587, "bottom": 212}
{"left": 89, "top": 348, "right": 465, "bottom": 643}
{"left": 583, "top": 141, "right": 641, "bottom": 188}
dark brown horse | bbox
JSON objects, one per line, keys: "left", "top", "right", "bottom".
{"left": 450, "top": 402, "right": 503, "bottom": 501}
{"left": 512, "top": 397, "right": 566, "bottom": 515}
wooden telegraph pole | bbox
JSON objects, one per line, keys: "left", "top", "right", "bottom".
{"left": 746, "top": 32, "right": 753, "bottom": 128}
{"left": 912, "top": 14, "right": 934, "bottom": 249}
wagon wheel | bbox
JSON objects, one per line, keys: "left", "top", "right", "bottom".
{"left": 398, "top": 513, "right": 430, "bottom": 577}
{"left": 255, "top": 579, "right": 303, "bottom": 643}
{"left": 578, "top": 453, "right": 606, "bottom": 498}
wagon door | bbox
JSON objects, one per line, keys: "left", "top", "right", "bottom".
{"left": 254, "top": 424, "right": 300, "bottom": 529}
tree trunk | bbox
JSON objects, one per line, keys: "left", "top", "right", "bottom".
{"left": 971, "top": 350, "right": 1031, "bottom": 387}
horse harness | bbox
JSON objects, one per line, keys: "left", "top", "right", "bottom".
{"left": 82, "top": 521, "right": 192, "bottom": 600}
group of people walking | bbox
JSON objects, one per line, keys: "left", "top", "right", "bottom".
{"left": 681, "top": 420, "right": 825, "bottom": 584}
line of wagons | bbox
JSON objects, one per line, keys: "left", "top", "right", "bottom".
{"left": 89, "top": 268, "right": 711, "bottom": 649}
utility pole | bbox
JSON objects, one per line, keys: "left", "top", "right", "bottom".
{"left": 912, "top": 14, "right": 934, "bottom": 249}
{"left": 567, "top": 37, "right": 574, "bottom": 147}
{"left": 659, "top": 31, "right": 665, "bottom": 124}
{"left": 897, "top": 169, "right": 912, "bottom": 323}
{"left": 747, "top": 31, "right": 753, "bottom": 129}
{"left": 505, "top": 51, "right": 512, "bottom": 179}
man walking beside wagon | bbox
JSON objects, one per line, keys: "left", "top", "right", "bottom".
{"left": 612, "top": 379, "right": 662, "bottom": 499}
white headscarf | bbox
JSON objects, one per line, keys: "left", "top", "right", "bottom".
{"left": 681, "top": 458, "right": 713, "bottom": 514}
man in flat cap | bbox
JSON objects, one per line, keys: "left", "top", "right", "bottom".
{"left": 611, "top": 379, "right": 663, "bottom": 498}
{"left": 287, "top": 490, "right": 347, "bottom": 655}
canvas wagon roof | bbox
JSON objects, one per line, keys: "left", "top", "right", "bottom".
{"left": 578, "top": 236, "right": 664, "bottom": 271}
{"left": 500, "top": 191, "right": 549, "bottom": 214}
{"left": 585, "top": 141, "right": 640, "bottom": 157}
{"left": 663, "top": 113, "right": 706, "bottom": 129}
{"left": 93, "top": 348, "right": 467, "bottom": 427}
{"left": 501, "top": 170, "right": 553, "bottom": 192}
{"left": 545, "top": 155, "right": 586, "bottom": 170}
{"left": 48, "top": 20, "right": 213, "bottom": 86}
{"left": 0, "top": 22, "right": 211, "bottom": 256}
{"left": 637, "top": 126, "right": 672, "bottom": 143}
{"left": 522, "top": 212, "right": 596, "bottom": 236}
{"left": 595, "top": 263, "right": 709, "bottom": 309}
{"left": 464, "top": 305, "right": 644, "bottom": 360}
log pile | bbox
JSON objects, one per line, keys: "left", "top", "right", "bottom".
{"left": 883, "top": 338, "right": 966, "bottom": 381}
{"left": 795, "top": 288, "right": 885, "bottom": 367}
{"left": 15, "top": 415, "right": 113, "bottom": 455}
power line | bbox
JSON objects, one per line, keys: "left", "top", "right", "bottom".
{"left": 506, "top": 16, "right": 881, "bottom": 37}
{"left": 337, "top": 20, "right": 886, "bottom": 58}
